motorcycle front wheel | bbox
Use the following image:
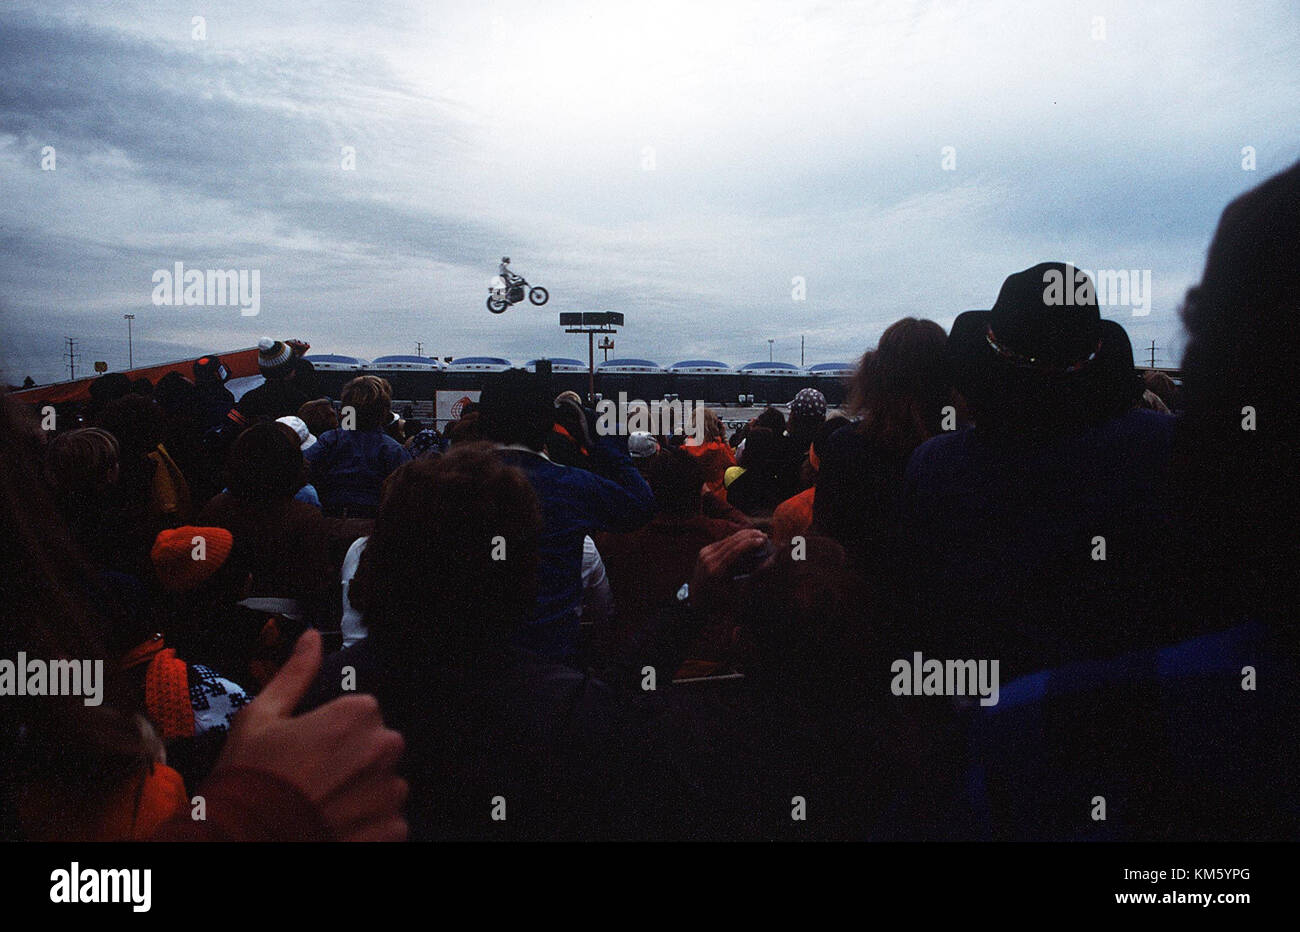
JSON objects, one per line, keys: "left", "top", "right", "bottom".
{"left": 487, "top": 295, "right": 509, "bottom": 313}
{"left": 528, "top": 286, "right": 549, "bottom": 306}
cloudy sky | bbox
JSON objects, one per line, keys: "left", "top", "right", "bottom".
{"left": 2, "top": 0, "right": 1298, "bottom": 384}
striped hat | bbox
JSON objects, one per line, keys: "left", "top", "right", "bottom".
{"left": 257, "top": 337, "right": 294, "bottom": 375}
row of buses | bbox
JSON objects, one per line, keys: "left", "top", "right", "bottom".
{"left": 304, "top": 355, "right": 855, "bottom": 406}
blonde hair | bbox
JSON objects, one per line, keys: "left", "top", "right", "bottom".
{"left": 341, "top": 376, "right": 393, "bottom": 431}
{"left": 45, "top": 428, "right": 120, "bottom": 496}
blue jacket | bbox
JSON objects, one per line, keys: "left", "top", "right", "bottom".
{"left": 967, "top": 620, "right": 1297, "bottom": 840}
{"left": 304, "top": 428, "right": 410, "bottom": 509}
{"left": 499, "top": 434, "right": 655, "bottom": 661}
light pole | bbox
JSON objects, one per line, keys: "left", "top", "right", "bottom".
{"left": 561, "top": 311, "right": 624, "bottom": 406}
{"left": 124, "top": 314, "right": 135, "bottom": 369}
{"left": 767, "top": 339, "right": 774, "bottom": 362}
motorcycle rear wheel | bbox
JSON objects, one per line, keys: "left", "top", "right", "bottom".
{"left": 487, "top": 295, "right": 509, "bottom": 313}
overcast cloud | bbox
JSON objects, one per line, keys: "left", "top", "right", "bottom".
{"left": 2, "top": 0, "right": 1298, "bottom": 383}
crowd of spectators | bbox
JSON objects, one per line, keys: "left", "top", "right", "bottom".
{"left": 0, "top": 164, "right": 1296, "bottom": 841}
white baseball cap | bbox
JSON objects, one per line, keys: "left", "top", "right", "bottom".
{"left": 276, "top": 415, "right": 317, "bottom": 452}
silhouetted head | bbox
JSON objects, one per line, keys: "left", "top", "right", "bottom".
{"left": 297, "top": 398, "right": 339, "bottom": 437}
{"left": 849, "top": 317, "right": 951, "bottom": 456}
{"left": 341, "top": 376, "right": 394, "bottom": 432}
{"left": 1177, "top": 160, "right": 1300, "bottom": 623}
{"left": 227, "top": 421, "right": 303, "bottom": 502}
{"left": 350, "top": 443, "right": 541, "bottom": 650}
{"left": 643, "top": 444, "right": 705, "bottom": 516}
{"left": 44, "top": 428, "right": 120, "bottom": 498}
{"left": 478, "top": 369, "right": 555, "bottom": 451}
{"left": 754, "top": 406, "right": 786, "bottom": 434}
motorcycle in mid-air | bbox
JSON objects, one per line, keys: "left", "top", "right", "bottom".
{"left": 487, "top": 274, "right": 549, "bottom": 313}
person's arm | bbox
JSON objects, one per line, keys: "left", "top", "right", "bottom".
{"left": 386, "top": 436, "right": 412, "bottom": 472}
{"left": 702, "top": 490, "right": 752, "bottom": 528}
{"left": 150, "top": 767, "right": 334, "bottom": 841}
{"left": 810, "top": 430, "right": 852, "bottom": 541}
{"left": 302, "top": 429, "right": 333, "bottom": 485}
{"left": 580, "top": 536, "right": 615, "bottom": 628}
{"left": 577, "top": 432, "right": 656, "bottom": 532}
{"left": 598, "top": 529, "right": 770, "bottom": 696}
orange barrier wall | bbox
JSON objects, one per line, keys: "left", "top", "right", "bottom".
{"left": 9, "top": 347, "right": 262, "bottom": 406}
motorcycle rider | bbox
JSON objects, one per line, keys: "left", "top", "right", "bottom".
{"left": 498, "top": 257, "right": 523, "bottom": 288}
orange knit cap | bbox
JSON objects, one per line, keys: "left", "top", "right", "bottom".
{"left": 150, "top": 526, "right": 234, "bottom": 592}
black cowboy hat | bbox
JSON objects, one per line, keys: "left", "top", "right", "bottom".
{"left": 948, "top": 262, "right": 1142, "bottom": 424}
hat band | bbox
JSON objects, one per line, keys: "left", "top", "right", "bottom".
{"left": 985, "top": 325, "right": 1101, "bottom": 375}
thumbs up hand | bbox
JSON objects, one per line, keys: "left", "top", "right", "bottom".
{"left": 216, "top": 629, "right": 408, "bottom": 841}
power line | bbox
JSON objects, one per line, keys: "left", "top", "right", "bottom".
{"left": 64, "top": 337, "right": 79, "bottom": 381}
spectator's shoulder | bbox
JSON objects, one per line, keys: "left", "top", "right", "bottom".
{"left": 1124, "top": 406, "right": 1176, "bottom": 437}
{"left": 906, "top": 426, "right": 971, "bottom": 476}
{"left": 826, "top": 421, "right": 858, "bottom": 450}
{"left": 305, "top": 429, "right": 338, "bottom": 459}
{"left": 525, "top": 451, "right": 576, "bottom": 483}
{"left": 381, "top": 433, "right": 410, "bottom": 458}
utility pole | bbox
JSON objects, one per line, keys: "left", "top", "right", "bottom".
{"left": 415, "top": 341, "right": 423, "bottom": 357}
{"left": 801, "top": 335, "right": 805, "bottom": 368}
{"left": 1149, "top": 340, "right": 1156, "bottom": 369}
{"left": 65, "top": 337, "right": 79, "bottom": 381}
{"left": 599, "top": 336, "right": 613, "bottom": 362}
{"left": 768, "top": 339, "right": 774, "bottom": 363}
{"left": 124, "top": 314, "right": 135, "bottom": 369}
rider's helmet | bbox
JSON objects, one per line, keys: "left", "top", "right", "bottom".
{"left": 501, "top": 256, "right": 510, "bottom": 263}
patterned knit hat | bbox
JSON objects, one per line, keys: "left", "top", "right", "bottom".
{"left": 257, "top": 337, "right": 294, "bottom": 376}
{"left": 151, "top": 527, "right": 234, "bottom": 592}
{"left": 789, "top": 388, "right": 827, "bottom": 419}
{"left": 407, "top": 428, "right": 445, "bottom": 459}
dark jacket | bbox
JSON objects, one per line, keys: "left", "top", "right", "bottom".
{"left": 898, "top": 408, "right": 1176, "bottom": 678}
{"left": 196, "top": 493, "right": 370, "bottom": 625}
{"left": 498, "top": 435, "right": 654, "bottom": 661}
{"left": 968, "top": 620, "right": 1298, "bottom": 840}
{"left": 304, "top": 428, "right": 411, "bottom": 510}
{"left": 812, "top": 423, "right": 913, "bottom": 580}
{"left": 307, "top": 635, "right": 640, "bottom": 841}
{"left": 194, "top": 381, "right": 236, "bottom": 430}
{"left": 236, "top": 377, "right": 312, "bottom": 421}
